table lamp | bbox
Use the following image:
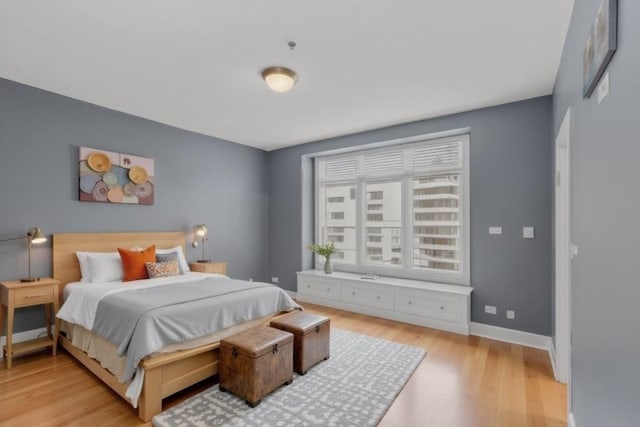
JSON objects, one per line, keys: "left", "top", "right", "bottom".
{"left": 192, "top": 224, "right": 210, "bottom": 263}
{"left": 0, "top": 227, "right": 48, "bottom": 282}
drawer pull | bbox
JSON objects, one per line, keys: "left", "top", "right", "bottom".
{"left": 408, "top": 301, "right": 412, "bottom": 305}
{"left": 440, "top": 306, "right": 445, "bottom": 310}
{"left": 352, "top": 292, "right": 355, "bottom": 296}
{"left": 307, "top": 285, "right": 310, "bottom": 288}
{"left": 25, "top": 294, "right": 46, "bottom": 298}
{"left": 326, "top": 288, "right": 331, "bottom": 292}
{"left": 376, "top": 296, "right": 380, "bottom": 300}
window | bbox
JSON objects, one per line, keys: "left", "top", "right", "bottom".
{"left": 315, "top": 134, "right": 469, "bottom": 285}
{"left": 368, "top": 191, "right": 383, "bottom": 200}
{"left": 320, "top": 184, "right": 357, "bottom": 263}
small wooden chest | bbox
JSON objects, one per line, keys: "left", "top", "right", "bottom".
{"left": 270, "top": 312, "right": 330, "bottom": 375}
{"left": 219, "top": 326, "right": 293, "bottom": 407}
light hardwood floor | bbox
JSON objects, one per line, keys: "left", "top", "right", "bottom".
{"left": 0, "top": 303, "right": 566, "bottom": 426}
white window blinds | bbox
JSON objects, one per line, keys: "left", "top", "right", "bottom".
{"left": 317, "top": 136, "right": 464, "bottom": 182}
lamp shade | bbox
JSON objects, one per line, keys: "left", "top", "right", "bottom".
{"left": 194, "top": 224, "right": 208, "bottom": 238}
{"left": 28, "top": 227, "right": 47, "bottom": 244}
{"left": 262, "top": 67, "right": 298, "bottom": 93}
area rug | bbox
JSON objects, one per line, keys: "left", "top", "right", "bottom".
{"left": 153, "top": 328, "right": 426, "bottom": 427}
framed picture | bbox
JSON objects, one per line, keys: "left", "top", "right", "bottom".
{"left": 583, "top": 0, "right": 617, "bottom": 98}
{"left": 79, "top": 146, "right": 155, "bottom": 205}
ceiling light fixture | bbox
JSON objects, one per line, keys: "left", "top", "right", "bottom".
{"left": 262, "top": 66, "right": 298, "bottom": 93}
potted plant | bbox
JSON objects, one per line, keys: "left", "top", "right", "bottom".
{"left": 307, "top": 242, "right": 337, "bottom": 274}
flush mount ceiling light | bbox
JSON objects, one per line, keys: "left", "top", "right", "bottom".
{"left": 262, "top": 66, "right": 298, "bottom": 93}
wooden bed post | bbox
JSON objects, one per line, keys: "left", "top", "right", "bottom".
{"left": 139, "top": 367, "right": 162, "bottom": 422}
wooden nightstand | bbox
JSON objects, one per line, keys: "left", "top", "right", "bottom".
{"left": 0, "top": 278, "right": 60, "bottom": 368}
{"left": 189, "top": 262, "right": 227, "bottom": 275}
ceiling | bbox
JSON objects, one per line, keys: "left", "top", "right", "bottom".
{"left": 0, "top": 1, "right": 573, "bottom": 151}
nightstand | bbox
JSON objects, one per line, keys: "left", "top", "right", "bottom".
{"left": 0, "top": 278, "right": 60, "bottom": 368}
{"left": 189, "top": 261, "right": 227, "bottom": 275}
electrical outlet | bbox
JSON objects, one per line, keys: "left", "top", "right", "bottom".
{"left": 485, "top": 305, "right": 497, "bottom": 315}
{"left": 249, "top": 278, "right": 253, "bottom": 282}
{"left": 507, "top": 310, "right": 515, "bottom": 320}
{"left": 271, "top": 277, "right": 279, "bottom": 284}
{"left": 489, "top": 227, "right": 502, "bottom": 235}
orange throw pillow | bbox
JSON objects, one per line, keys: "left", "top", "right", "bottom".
{"left": 118, "top": 245, "right": 156, "bottom": 282}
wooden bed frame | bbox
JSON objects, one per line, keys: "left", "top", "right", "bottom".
{"left": 52, "top": 232, "right": 287, "bottom": 422}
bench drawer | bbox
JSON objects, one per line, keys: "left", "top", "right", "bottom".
{"left": 396, "top": 288, "right": 462, "bottom": 323}
{"left": 299, "top": 276, "right": 341, "bottom": 300}
{"left": 342, "top": 280, "right": 393, "bottom": 310}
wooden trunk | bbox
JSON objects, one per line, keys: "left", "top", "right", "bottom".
{"left": 219, "top": 327, "right": 293, "bottom": 407}
{"left": 270, "top": 312, "right": 330, "bottom": 375}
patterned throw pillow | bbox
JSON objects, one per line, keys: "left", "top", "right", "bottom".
{"left": 156, "top": 251, "right": 185, "bottom": 274}
{"left": 145, "top": 259, "right": 179, "bottom": 278}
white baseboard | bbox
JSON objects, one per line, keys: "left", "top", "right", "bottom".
{"left": 548, "top": 340, "right": 558, "bottom": 381}
{"left": 569, "top": 412, "right": 576, "bottom": 427}
{"left": 470, "top": 322, "right": 552, "bottom": 351}
{"left": 0, "top": 327, "right": 49, "bottom": 359}
{"left": 470, "top": 323, "right": 561, "bottom": 384}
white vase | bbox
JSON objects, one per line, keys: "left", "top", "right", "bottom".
{"left": 324, "top": 257, "right": 333, "bottom": 274}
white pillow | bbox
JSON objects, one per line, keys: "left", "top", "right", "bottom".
{"left": 87, "top": 252, "right": 123, "bottom": 282}
{"left": 76, "top": 251, "right": 121, "bottom": 282}
{"left": 75, "top": 252, "right": 92, "bottom": 282}
{"left": 156, "top": 246, "right": 190, "bottom": 273}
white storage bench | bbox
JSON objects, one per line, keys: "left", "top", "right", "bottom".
{"left": 297, "top": 270, "right": 473, "bottom": 335}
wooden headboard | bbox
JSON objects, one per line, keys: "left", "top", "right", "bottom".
{"left": 52, "top": 231, "right": 186, "bottom": 298}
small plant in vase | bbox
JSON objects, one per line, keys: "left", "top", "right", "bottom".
{"left": 307, "top": 242, "right": 337, "bottom": 274}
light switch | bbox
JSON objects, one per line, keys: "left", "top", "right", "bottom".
{"left": 523, "top": 227, "right": 535, "bottom": 239}
{"left": 489, "top": 227, "right": 502, "bottom": 235}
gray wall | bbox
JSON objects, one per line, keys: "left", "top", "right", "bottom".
{"left": 0, "top": 78, "right": 270, "bottom": 333}
{"left": 269, "top": 96, "right": 553, "bottom": 335}
{"left": 552, "top": 1, "right": 640, "bottom": 426}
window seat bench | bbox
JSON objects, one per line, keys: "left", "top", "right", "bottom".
{"left": 296, "top": 270, "right": 473, "bottom": 335}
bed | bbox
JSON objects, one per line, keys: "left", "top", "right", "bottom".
{"left": 52, "top": 231, "right": 298, "bottom": 422}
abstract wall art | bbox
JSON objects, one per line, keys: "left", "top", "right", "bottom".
{"left": 79, "top": 146, "right": 155, "bottom": 205}
{"left": 583, "top": 0, "right": 617, "bottom": 98}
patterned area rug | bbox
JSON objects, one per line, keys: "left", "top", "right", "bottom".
{"left": 153, "top": 329, "right": 426, "bottom": 427}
